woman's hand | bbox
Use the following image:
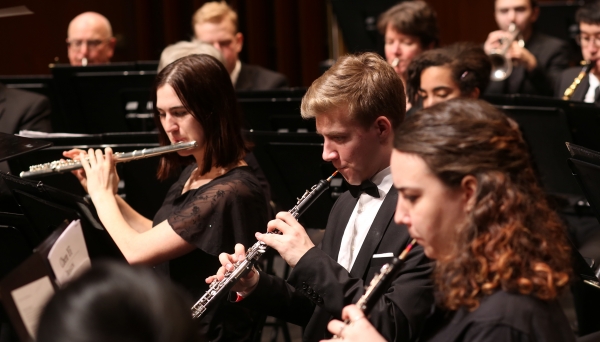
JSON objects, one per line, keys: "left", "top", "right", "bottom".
{"left": 321, "top": 305, "right": 386, "bottom": 342}
{"left": 78, "top": 147, "right": 120, "bottom": 200}
{"left": 205, "top": 243, "right": 260, "bottom": 294}
{"left": 63, "top": 148, "right": 89, "bottom": 192}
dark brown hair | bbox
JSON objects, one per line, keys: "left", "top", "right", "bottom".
{"left": 153, "top": 54, "right": 246, "bottom": 180}
{"left": 301, "top": 52, "right": 405, "bottom": 130}
{"left": 406, "top": 42, "right": 491, "bottom": 105}
{"left": 576, "top": 1, "right": 600, "bottom": 25}
{"left": 377, "top": 0, "right": 439, "bottom": 48}
{"left": 394, "top": 99, "right": 571, "bottom": 310}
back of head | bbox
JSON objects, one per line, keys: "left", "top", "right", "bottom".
{"left": 377, "top": 0, "right": 439, "bottom": 48}
{"left": 301, "top": 52, "right": 405, "bottom": 129}
{"left": 158, "top": 41, "right": 225, "bottom": 72}
{"left": 394, "top": 99, "right": 571, "bottom": 310}
{"left": 406, "top": 42, "right": 491, "bottom": 104}
{"left": 37, "top": 261, "right": 197, "bottom": 342}
{"left": 576, "top": 1, "right": 600, "bottom": 25}
{"left": 192, "top": 1, "right": 238, "bottom": 32}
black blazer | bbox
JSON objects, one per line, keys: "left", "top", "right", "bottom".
{"left": 235, "top": 63, "right": 289, "bottom": 91}
{"left": 240, "top": 189, "right": 434, "bottom": 342}
{"left": 419, "top": 291, "right": 575, "bottom": 342}
{"left": 0, "top": 83, "right": 52, "bottom": 135}
{"left": 555, "top": 66, "right": 599, "bottom": 103}
{"left": 485, "top": 31, "right": 570, "bottom": 97}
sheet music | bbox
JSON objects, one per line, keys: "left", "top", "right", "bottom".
{"left": 10, "top": 276, "right": 54, "bottom": 339}
{"left": 47, "top": 220, "right": 91, "bottom": 286}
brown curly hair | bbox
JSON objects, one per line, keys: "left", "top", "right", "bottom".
{"left": 394, "top": 99, "right": 571, "bottom": 311}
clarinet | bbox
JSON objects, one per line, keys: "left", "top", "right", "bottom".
{"left": 191, "top": 171, "right": 339, "bottom": 319}
{"left": 563, "top": 61, "right": 593, "bottom": 100}
{"left": 355, "top": 239, "right": 417, "bottom": 315}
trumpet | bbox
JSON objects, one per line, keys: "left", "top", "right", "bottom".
{"left": 20, "top": 141, "right": 198, "bottom": 178}
{"left": 563, "top": 61, "right": 593, "bottom": 100}
{"left": 489, "top": 23, "right": 524, "bottom": 81}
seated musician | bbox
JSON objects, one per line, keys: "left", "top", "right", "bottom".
{"left": 323, "top": 99, "right": 575, "bottom": 342}
{"left": 483, "top": 0, "right": 570, "bottom": 97}
{"left": 63, "top": 54, "right": 269, "bottom": 341}
{"left": 556, "top": 1, "right": 600, "bottom": 103}
{"left": 66, "top": 12, "right": 116, "bottom": 66}
{"left": 377, "top": 0, "right": 439, "bottom": 112}
{"left": 37, "top": 261, "right": 199, "bottom": 342}
{"left": 208, "top": 52, "right": 434, "bottom": 342}
{"left": 405, "top": 43, "right": 491, "bottom": 110}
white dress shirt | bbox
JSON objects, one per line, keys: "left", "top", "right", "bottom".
{"left": 230, "top": 59, "right": 242, "bottom": 86}
{"left": 584, "top": 73, "right": 599, "bottom": 103}
{"left": 337, "top": 167, "right": 393, "bottom": 272}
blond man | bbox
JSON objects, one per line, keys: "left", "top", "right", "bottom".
{"left": 192, "top": 1, "right": 288, "bottom": 90}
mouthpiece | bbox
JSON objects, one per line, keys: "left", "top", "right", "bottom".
{"left": 391, "top": 58, "right": 400, "bottom": 68}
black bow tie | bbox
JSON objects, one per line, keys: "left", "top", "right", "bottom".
{"left": 348, "top": 179, "right": 380, "bottom": 198}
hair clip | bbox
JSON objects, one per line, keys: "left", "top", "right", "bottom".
{"left": 461, "top": 71, "right": 469, "bottom": 79}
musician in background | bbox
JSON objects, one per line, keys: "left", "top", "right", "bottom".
{"left": 484, "top": 0, "right": 570, "bottom": 97}
{"left": 192, "top": 1, "right": 288, "bottom": 90}
{"left": 377, "top": 0, "right": 439, "bottom": 111}
{"left": 323, "top": 99, "right": 575, "bottom": 342}
{"left": 556, "top": 1, "right": 600, "bottom": 103}
{"left": 209, "top": 52, "right": 434, "bottom": 342}
{"left": 66, "top": 12, "right": 116, "bottom": 66}
{"left": 405, "top": 42, "right": 491, "bottom": 110}
{"left": 63, "top": 54, "right": 269, "bottom": 341}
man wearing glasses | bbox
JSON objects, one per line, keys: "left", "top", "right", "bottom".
{"left": 66, "top": 12, "right": 116, "bottom": 66}
{"left": 556, "top": 1, "right": 600, "bottom": 103}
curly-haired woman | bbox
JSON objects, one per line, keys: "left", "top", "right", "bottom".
{"left": 323, "top": 98, "right": 575, "bottom": 342}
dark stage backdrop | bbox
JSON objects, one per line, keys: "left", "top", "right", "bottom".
{"left": 0, "top": 0, "right": 558, "bottom": 86}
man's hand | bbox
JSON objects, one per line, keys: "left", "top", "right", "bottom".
{"left": 258, "top": 211, "right": 315, "bottom": 268}
{"left": 506, "top": 41, "right": 537, "bottom": 71}
{"left": 205, "top": 244, "right": 260, "bottom": 294}
{"left": 484, "top": 30, "right": 512, "bottom": 55}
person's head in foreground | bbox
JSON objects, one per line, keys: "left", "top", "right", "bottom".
{"left": 406, "top": 43, "right": 491, "bottom": 109}
{"left": 152, "top": 53, "right": 246, "bottom": 180}
{"left": 37, "top": 261, "right": 197, "bottom": 342}
{"left": 157, "top": 40, "right": 225, "bottom": 72}
{"left": 66, "top": 12, "right": 116, "bottom": 66}
{"left": 392, "top": 98, "right": 571, "bottom": 309}
{"left": 300, "top": 52, "right": 405, "bottom": 185}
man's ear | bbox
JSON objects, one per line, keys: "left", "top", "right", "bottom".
{"left": 530, "top": 5, "right": 540, "bottom": 23}
{"left": 461, "top": 175, "right": 478, "bottom": 213}
{"left": 374, "top": 116, "right": 392, "bottom": 141}
{"left": 235, "top": 32, "right": 244, "bottom": 53}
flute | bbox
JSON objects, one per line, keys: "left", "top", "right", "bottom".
{"left": 191, "top": 170, "right": 339, "bottom": 319}
{"left": 20, "top": 141, "right": 197, "bottom": 178}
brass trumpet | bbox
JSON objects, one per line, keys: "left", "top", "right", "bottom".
{"left": 489, "top": 23, "right": 524, "bottom": 82}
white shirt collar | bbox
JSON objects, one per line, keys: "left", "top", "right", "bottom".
{"left": 370, "top": 166, "right": 392, "bottom": 198}
{"left": 230, "top": 59, "right": 242, "bottom": 86}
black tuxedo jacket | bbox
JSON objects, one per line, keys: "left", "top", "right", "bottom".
{"left": 485, "top": 31, "right": 570, "bottom": 97}
{"left": 240, "top": 189, "right": 434, "bottom": 342}
{"left": 555, "top": 66, "right": 600, "bottom": 104}
{"left": 235, "top": 63, "right": 289, "bottom": 91}
{"left": 0, "top": 83, "right": 52, "bottom": 135}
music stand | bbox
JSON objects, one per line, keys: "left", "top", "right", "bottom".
{"left": 237, "top": 89, "right": 312, "bottom": 132}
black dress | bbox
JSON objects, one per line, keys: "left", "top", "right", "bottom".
{"left": 419, "top": 290, "right": 575, "bottom": 342}
{"left": 153, "top": 164, "right": 269, "bottom": 342}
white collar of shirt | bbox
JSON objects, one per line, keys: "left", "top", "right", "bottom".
{"left": 584, "top": 73, "right": 600, "bottom": 103}
{"left": 230, "top": 59, "right": 242, "bottom": 86}
{"left": 337, "top": 167, "right": 393, "bottom": 272}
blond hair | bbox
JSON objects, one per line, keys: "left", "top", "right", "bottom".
{"left": 301, "top": 52, "right": 406, "bottom": 129}
{"left": 192, "top": 1, "right": 238, "bottom": 32}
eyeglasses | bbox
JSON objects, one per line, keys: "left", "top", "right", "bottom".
{"left": 66, "top": 39, "right": 108, "bottom": 51}
{"left": 576, "top": 34, "right": 600, "bottom": 47}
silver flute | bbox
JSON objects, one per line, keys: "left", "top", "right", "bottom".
{"left": 191, "top": 170, "right": 339, "bottom": 319}
{"left": 20, "top": 141, "right": 197, "bottom": 178}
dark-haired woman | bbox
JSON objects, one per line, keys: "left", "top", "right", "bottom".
{"left": 64, "top": 54, "right": 268, "bottom": 341}
{"left": 323, "top": 99, "right": 575, "bottom": 342}
{"left": 405, "top": 43, "right": 491, "bottom": 110}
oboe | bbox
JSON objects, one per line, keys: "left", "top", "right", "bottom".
{"left": 20, "top": 141, "right": 197, "bottom": 178}
{"left": 191, "top": 170, "right": 339, "bottom": 319}
{"left": 563, "top": 61, "right": 593, "bottom": 100}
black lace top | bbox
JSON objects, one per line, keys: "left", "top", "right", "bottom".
{"left": 153, "top": 164, "right": 269, "bottom": 341}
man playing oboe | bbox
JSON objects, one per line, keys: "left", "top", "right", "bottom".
{"left": 208, "top": 52, "right": 434, "bottom": 342}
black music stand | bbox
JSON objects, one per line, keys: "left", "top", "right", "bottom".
{"left": 0, "top": 75, "right": 53, "bottom": 98}
{"left": 237, "top": 89, "right": 313, "bottom": 132}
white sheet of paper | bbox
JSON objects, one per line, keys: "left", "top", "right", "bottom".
{"left": 10, "top": 276, "right": 55, "bottom": 339}
{"left": 47, "top": 220, "right": 91, "bottom": 286}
